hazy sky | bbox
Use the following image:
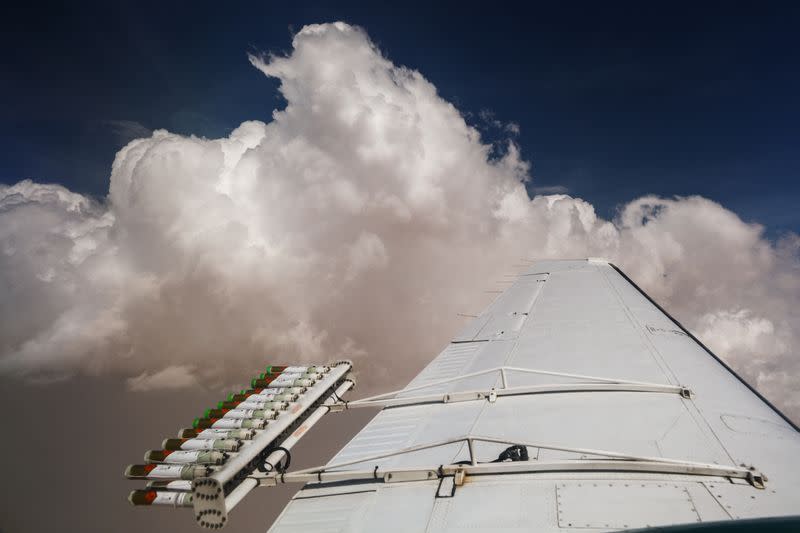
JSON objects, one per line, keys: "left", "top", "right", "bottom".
{"left": 1, "top": 3, "right": 799, "bottom": 533}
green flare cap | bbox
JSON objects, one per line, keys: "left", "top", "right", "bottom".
{"left": 250, "top": 378, "right": 258, "bottom": 388}
{"left": 226, "top": 393, "right": 235, "bottom": 401}
{"left": 217, "top": 401, "right": 224, "bottom": 409}
{"left": 265, "top": 365, "right": 288, "bottom": 375}
{"left": 204, "top": 408, "right": 212, "bottom": 418}
{"left": 192, "top": 418, "right": 201, "bottom": 428}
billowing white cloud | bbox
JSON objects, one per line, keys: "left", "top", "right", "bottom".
{"left": 0, "top": 22, "right": 797, "bottom": 419}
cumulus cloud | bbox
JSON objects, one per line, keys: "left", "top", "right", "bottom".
{"left": 0, "top": 22, "right": 798, "bottom": 418}
{"left": 127, "top": 365, "right": 200, "bottom": 392}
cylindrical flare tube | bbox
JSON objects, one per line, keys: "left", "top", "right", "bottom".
{"left": 192, "top": 417, "right": 266, "bottom": 430}
{"left": 178, "top": 428, "right": 254, "bottom": 440}
{"left": 162, "top": 438, "right": 240, "bottom": 452}
{"left": 124, "top": 464, "right": 213, "bottom": 480}
{"left": 144, "top": 450, "right": 228, "bottom": 465}
{"left": 203, "top": 408, "right": 278, "bottom": 420}
{"left": 129, "top": 489, "right": 193, "bottom": 507}
{"left": 217, "top": 400, "right": 288, "bottom": 411}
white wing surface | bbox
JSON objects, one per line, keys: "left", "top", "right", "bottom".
{"left": 268, "top": 259, "right": 800, "bottom": 532}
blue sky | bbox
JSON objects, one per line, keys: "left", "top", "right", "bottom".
{"left": 2, "top": 1, "right": 798, "bottom": 234}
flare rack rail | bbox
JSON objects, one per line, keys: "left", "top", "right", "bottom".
{"left": 124, "top": 360, "right": 354, "bottom": 529}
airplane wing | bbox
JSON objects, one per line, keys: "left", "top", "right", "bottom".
{"left": 266, "top": 259, "right": 800, "bottom": 532}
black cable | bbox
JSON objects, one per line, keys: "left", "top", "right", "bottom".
{"left": 450, "top": 445, "right": 530, "bottom": 466}
{"left": 257, "top": 446, "right": 292, "bottom": 473}
{"left": 491, "top": 444, "right": 529, "bottom": 463}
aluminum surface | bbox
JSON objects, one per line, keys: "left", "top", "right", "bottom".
{"left": 268, "top": 260, "right": 800, "bottom": 532}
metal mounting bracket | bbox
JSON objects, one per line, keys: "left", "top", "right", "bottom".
{"left": 747, "top": 469, "right": 766, "bottom": 489}
{"left": 328, "top": 366, "right": 692, "bottom": 410}
{"left": 255, "top": 434, "right": 763, "bottom": 490}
